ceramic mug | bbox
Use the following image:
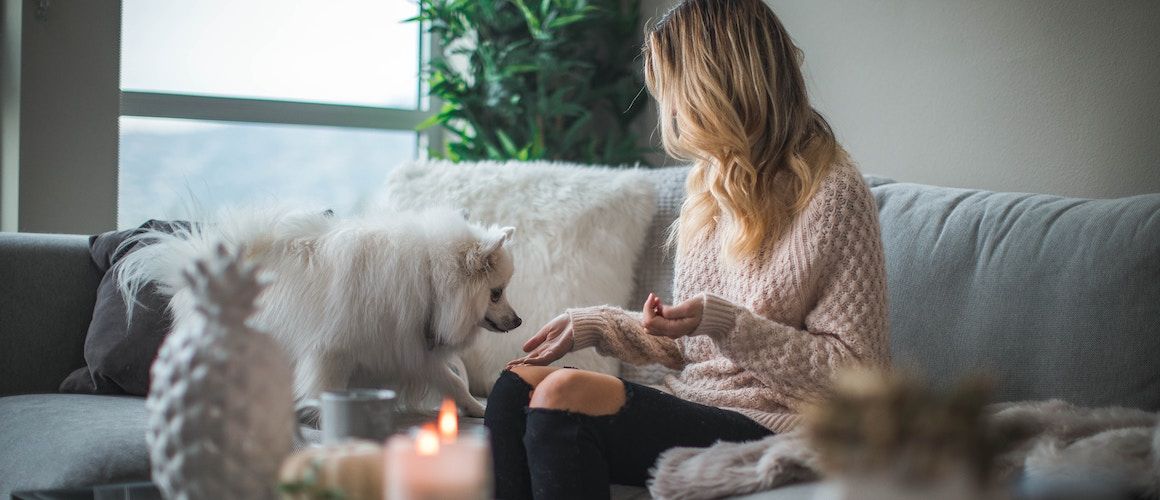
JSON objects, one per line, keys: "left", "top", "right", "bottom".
{"left": 296, "top": 389, "right": 398, "bottom": 445}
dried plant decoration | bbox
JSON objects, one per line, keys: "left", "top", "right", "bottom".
{"left": 802, "top": 369, "right": 1019, "bottom": 499}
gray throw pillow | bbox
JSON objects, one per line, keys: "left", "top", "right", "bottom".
{"left": 59, "top": 220, "right": 189, "bottom": 396}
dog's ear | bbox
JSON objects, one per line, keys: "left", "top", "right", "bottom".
{"left": 291, "top": 238, "right": 319, "bottom": 261}
{"left": 464, "top": 227, "right": 515, "bottom": 275}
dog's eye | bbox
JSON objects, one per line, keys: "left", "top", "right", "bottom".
{"left": 490, "top": 288, "right": 502, "bottom": 302}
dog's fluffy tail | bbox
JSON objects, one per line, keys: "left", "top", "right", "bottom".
{"left": 115, "top": 204, "right": 334, "bottom": 320}
{"left": 115, "top": 222, "right": 217, "bottom": 320}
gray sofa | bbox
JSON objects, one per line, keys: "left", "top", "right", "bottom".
{"left": 2, "top": 168, "right": 1158, "bottom": 499}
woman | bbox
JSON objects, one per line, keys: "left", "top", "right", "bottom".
{"left": 484, "top": 0, "right": 889, "bottom": 498}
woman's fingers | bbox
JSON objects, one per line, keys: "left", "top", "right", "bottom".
{"left": 660, "top": 296, "right": 699, "bottom": 319}
{"left": 511, "top": 335, "right": 567, "bottom": 368}
{"left": 644, "top": 314, "right": 699, "bottom": 338}
{"left": 525, "top": 313, "right": 569, "bottom": 352}
{"left": 643, "top": 293, "right": 668, "bottom": 334}
{"left": 523, "top": 326, "right": 552, "bottom": 352}
{"left": 642, "top": 293, "right": 657, "bottom": 321}
{"left": 644, "top": 312, "right": 669, "bottom": 337}
{"left": 659, "top": 303, "right": 688, "bottom": 319}
{"left": 525, "top": 346, "right": 557, "bottom": 366}
{"left": 508, "top": 353, "right": 542, "bottom": 368}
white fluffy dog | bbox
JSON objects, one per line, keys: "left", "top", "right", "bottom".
{"left": 117, "top": 205, "right": 520, "bottom": 417}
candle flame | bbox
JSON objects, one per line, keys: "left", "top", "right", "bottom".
{"left": 439, "top": 397, "right": 458, "bottom": 443}
{"left": 416, "top": 424, "right": 440, "bottom": 456}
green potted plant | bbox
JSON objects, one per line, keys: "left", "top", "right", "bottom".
{"left": 411, "top": 0, "right": 651, "bottom": 166}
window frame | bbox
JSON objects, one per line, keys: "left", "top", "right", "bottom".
{"left": 117, "top": 6, "right": 441, "bottom": 220}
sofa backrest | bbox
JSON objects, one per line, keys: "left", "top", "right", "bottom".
{"left": 631, "top": 169, "right": 1160, "bottom": 410}
{"left": 620, "top": 167, "right": 689, "bottom": 384}
{"left": 0, "top": 233, "right": 97, "bottom": 396}
{"left": 874, "top": 183, "right": 1160, "bottom": 409}
{"left": 628, "top": 167, "right": 689, "bottom": 308}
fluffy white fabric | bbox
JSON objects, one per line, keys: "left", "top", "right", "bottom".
{"left": 648, "top": 400, "right": 1160, "bottom": 499}
{"left": 374, "top": 160, "right": 657, "bottom": 395}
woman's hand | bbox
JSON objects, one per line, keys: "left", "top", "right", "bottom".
{"left": 642, "top": 293, "right": 703, "bottom": 339}
{"left": 506, "top": 313, "right": 574, "bottom": 369}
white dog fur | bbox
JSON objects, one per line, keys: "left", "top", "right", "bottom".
{"left": 116, "top": 205, "right": 520, "bottom": 417}
{"left": 376, "top": 160, "right": 657, "bottom": 395}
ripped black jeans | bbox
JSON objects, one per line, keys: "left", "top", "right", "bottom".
{"left": 484, "top": 370, "right": 773, "bottom": 500}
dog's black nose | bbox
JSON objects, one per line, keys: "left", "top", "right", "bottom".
{"left": 512, "top": 317, "right": 522, "bottom": 329}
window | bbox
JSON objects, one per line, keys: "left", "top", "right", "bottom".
{"left": 118, "top": 0, "right": 429, "bottom": 228}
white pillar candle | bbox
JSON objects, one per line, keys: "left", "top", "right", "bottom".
{"left": 385, "top": 399, "right": 491, "bottom": 500}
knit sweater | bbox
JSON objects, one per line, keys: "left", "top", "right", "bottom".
{"left": 567, "top": 161, "right": 889, "bottom": 433}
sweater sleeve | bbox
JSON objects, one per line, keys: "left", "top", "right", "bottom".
{"left": 566, "top": 305, "right": 686, "bottom": 370}
{"left": 691, "top": 172, "right": 889, "bottom": 404}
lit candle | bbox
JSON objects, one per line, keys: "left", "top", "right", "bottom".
{"left": 438, "top": 398, "right": 457, "bottom": 444}
{"left": 385, "top": 398, "right": 491, "bottom": 500}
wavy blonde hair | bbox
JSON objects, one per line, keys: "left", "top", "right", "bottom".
{"left": 644, "top": 0, "right": 844, "bottom": 262}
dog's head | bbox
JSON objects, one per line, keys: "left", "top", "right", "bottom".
{"left": 465, "top": 226, "right": 521, "bottom": 333}
{"left": 464, "top": 228, "right": 524, "bottom": 334}
{"left": 428, "top": 217, "right": 522, "bottom": 351}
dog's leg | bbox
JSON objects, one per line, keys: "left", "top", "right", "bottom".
{"left": 294, "top": 351, "right": 356, "bottom": 426}
{"left": 435, "top": 361, "right": 486, "bottom": 417}
{"left": 296, "top": 350, "right": 355, "bottom": 401}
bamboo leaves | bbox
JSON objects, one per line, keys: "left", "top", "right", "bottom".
{"left": 411, "top": 0, "right": 649, "bottom": 166}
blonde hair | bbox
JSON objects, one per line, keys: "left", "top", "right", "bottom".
{"left": 643, "top": 0, "right": 844, "bottom": 262}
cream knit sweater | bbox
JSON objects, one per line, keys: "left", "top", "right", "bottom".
{"left": 567, "top": 161, "right": 889, "bottom": 433}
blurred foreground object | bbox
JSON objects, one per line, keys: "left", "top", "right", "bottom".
{"left": 803, "top": 370, "right": 1012, "bottom": 500}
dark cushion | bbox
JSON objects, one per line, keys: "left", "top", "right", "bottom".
{"left": 874, "top": 184, "right": 1160, "bottom": 409}
{"left": 0, "top": 394, "right": 149, "bottom": 497}
{"left": 59, "top": 220, "right": 187, "bottom": 396}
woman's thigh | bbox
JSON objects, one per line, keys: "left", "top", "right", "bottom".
{"left": 595, "top": 382, "right": 774, "bottom": 486}
{"left": 508, "top": 366, "right": 626, "bottom": 415}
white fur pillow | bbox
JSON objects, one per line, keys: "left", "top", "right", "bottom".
{"left": 374, "top": 160, "right": 657, "bottom": 395}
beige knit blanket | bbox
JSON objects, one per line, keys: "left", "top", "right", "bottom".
{"left": 648, "top": 400, "right": 1160, "bottom": 499}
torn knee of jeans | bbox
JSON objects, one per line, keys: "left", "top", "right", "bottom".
{"left": 498, "top": 368, "right": 535, "bottom": 391}
{"left": 524, "top": 381, "right": 634, "bottom": 420}
{"left": 525, "top": 406, "right": 606, "bottom": 424}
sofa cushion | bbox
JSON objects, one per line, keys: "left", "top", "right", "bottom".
{"left": 60, "top": 220, "right": 190, "bottom": 396}
{"left": 874, "top": 184, "right": 1160, "bottom": 409}
{"left": 0, "top": 394, "right": 149, "bottom": 497}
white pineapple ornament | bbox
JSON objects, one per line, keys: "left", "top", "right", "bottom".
{"left": 147, "top": 244, "right": 295, "bottom": 500}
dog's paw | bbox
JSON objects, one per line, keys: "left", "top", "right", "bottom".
{"left": 461, "top": 397, "right": 486, "bottom": 418}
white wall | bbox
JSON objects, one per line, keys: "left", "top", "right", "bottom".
{"left": 641, "top": 0, "right": 1160, "bottom": 198}
{"left": 1, "top": 0, "right": 20, "bottom": 231}
{"left": 0, "top": 0, "right": 121, "bottom": 233}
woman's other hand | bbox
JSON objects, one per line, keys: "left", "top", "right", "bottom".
{"left": 507, "top": 313, "right": 574, "bottom": 368}
{"left": 642, "top": 293, "right": 703, "bottom": 339}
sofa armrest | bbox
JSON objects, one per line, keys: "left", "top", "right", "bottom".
{"left": 0, "top": 232, "right": 99, "bottom": 396}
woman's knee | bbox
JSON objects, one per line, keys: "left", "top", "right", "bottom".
{"left": 528, "top": 370, "right": 626, "bottom": 416}
{"left": 485, "top": 370, "right": 534, "bottom": 425}
{"left": 507, "top": 365, "right": 559, "bottom": 388}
